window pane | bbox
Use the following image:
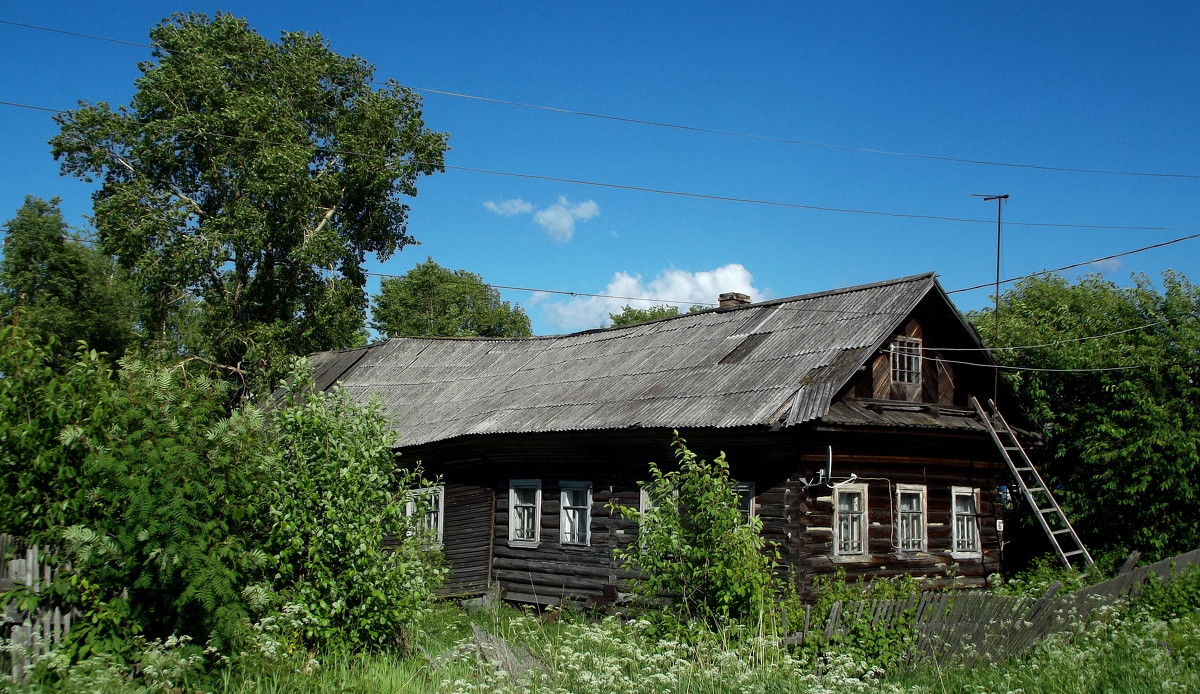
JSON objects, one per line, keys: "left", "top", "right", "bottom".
{"left": 565, "top": 488, "right": 588, "bottom": 507}
{"left": 838, "top": 491, "right": 862, "bottom": 512}
{"left": 514, "top": 506, "right": 536, "bottom": 540}
{"left": 955, "top": 493, "right": 977, "bottom": 515}
{"left": 515, "top": 487, "right": 537, "bottom": 506}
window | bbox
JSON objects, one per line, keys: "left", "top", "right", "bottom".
{"left": 891, "top": 336, "right": 922, "bottom": 385}
{"left": 834, "top": 484, "right": 868, "bottom": 556}
{"left": 509, "top": 479, "right": 541, "bottom": 547}
{"left": 896, "top": 484, "right": 926, "bottom": 552}
{"left": 734, "top": 482, "right": 756, "bottom": 522}
{"left": 405, "top": 485, "right": 444, "bottom": 544}
{"left": 951, "top": 487, "right": 981, "bottom": 557}
{"left": 560, "top": 481, "right": 592, "bottom": 545}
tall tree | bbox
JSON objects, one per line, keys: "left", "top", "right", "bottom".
{"left": 969, "top": 272, "right": 1200, "bottom": 559}
{"left": 51, "top": 13, "right": 447, "bottom": 386}
{"left": 0, "top": 196, "right": 133, "bottom": 360}
{"left": 371, "top": 258, "right": 532, "bottom": 338}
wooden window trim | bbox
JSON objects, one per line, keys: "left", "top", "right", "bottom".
{"left": 895, "top": 484, "right": 927, "bottom": 554}
{"left": 508, "top": 479, "right": 541, "bottom": 548}
{"left": 405, "top": 485, "right": 445, "bottom": 545}
{"left": 559, "top": 481, "right": 592, "bottom": 546}
{"left": 833, "top": 483, "right": 869, "bottom": 559}
{"left": 950, "top": 486, "right": 982, "bottom": 559}
{"left": 734, "top": 482, "right": 756, "bottom": 522}
{"left": 891, "top": 336, "right": 923, "bottom": 386}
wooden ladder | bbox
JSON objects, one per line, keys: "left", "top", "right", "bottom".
{"left": 971, "top": 397, "right": 1094, "bottom": 570}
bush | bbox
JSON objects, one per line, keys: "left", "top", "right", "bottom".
{"left": 609, "top": 433, "right": 780, "bottom": 631}
{"left": 257, "top": 366, "right": 447, "bottom": 653}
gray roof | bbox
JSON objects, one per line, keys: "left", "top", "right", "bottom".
{"left": 311, "top": 272, "right": 968, "bottom": 447}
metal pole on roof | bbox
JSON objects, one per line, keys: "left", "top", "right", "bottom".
{"left": 973, "top": 193, "right": 1009, "bottom": 404}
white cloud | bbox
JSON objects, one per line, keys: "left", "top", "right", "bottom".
{"left": 541, "top": 263, "right": 762, "bottom": 332}
{"left": 533, "top": 196, "right": 600, "bottom": 241}
{"left": 482, "top": 195, "right": 601, "bottom": 242}
{"left": 484, "top": 198, "right": 534, "bottom": 216}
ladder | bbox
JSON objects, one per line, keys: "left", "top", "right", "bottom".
{"left": 971, "top": 397, "right": 1094, "bottom": 569}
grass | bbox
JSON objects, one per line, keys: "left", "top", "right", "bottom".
{"left": 7, "top": 569, "right": 1200, "bottom": 693}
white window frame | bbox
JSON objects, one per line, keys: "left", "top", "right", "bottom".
{"left": 405, "top": 485, "right": 445, "bottom": 545}
{"left": 508, "top": 479, "right": 542, "bottom": 547}
{"left": 559, "top": 481, "right": 592, "bottom": 546}
{"left": 833, "top": 483, "right": 869, "bottom": 557}
{"left": 895, "top": 484, "right": 927, "bottom": 553}
{"left": 891, "top": 336, "right": 923, "bottom": 386}
{"left": 951, "top": 486, "right": 982, "bottom": 559}
{"left": 734, "top": 482, "right": 756, "bottom": 523}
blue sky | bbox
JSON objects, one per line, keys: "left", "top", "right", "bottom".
{"left": 3, "top": 2, "right": 1199, "bottom": 335}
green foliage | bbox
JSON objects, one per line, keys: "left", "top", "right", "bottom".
{"left": 609, "top": 433, "right": 780, "bottom": 630}
{"left": 802, "top": 568, "right": 923, "bottom": 670}
{"left": 0, "top": 196, "right": 134, "bottom": 361}
{"left": 51, "top": 12, "right": 448, "bottom": 386}
{"left": 0, "top": 329, "right": 443, "bottom": 668}
{"left": 0, "top": 327, "right": 271, "bottom": 649}
{"left": 969, "top": 272, "right": 1200, "bottom": 559}
{"left": 607, "top": 303, "right": 706, "bottom": 327}
{"left": 1133, "top": 565, "right": 1200, "bottom": 621}
{"left": 258, "top": 364, "right": 447, "bottom": 652}
{"left": 370, "top": 257, "right": 532, "bottom": 338}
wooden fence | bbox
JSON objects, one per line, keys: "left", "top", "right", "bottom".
{"left": 0, "top": 534, "right": 75, "bottom": 682}
{"left": 785, "top": 547, "right": 1200, "bottom": 667}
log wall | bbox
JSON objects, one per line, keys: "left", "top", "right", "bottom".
{"left": 408, "top": 422, "right": 1007, "bottom": 605}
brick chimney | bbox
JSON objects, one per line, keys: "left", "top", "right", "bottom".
{"left": 718, "top": 292, "right": 751, "bottom": 308}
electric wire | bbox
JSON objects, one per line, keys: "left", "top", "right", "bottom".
{"left": 23, "top": 109, "right": 1198, "bottom": 233}
{"left": 5, "top": 17, "right": 1200, "bottom": 181}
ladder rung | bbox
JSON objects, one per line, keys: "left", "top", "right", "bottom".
{"left": 1052, "top": 529, "right": 1073, "bottom": 535}
{"left": 1062, "top": 550, "right": 1085, "bottom": 557}
{"left": 1038, "top": 508, "right": 1058, "bottom": 514}
{"left": 1003, "top": 446, "right": 1021, "bottom": 451}
{"left": 1027, "top": 487, "right": 1046, "bottom": 494}
{"left": 1014, "top": 467, "right": 1033, "bottom": 472}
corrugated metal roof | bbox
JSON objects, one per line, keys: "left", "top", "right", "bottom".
{"left": 308, "top": 272, "right": 943, "bottom": 447}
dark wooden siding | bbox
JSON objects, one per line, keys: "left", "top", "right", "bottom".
{"left": 441, "top": 483, "right": 495, "bottom": 596}
{"left": 406, "top": 423, "right": 1006, "bottom": 605}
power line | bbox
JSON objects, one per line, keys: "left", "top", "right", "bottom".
{"left": 5, "top": 18, "right": 1200, "bottom": 182}
{"left": 406, "top": 85, "right": 1200, "bottom": 181}
{"left": 0, "top": 19, "right": 153, "bottom": 48}
{"left": 23, "top": 107, "right": 1197, "bottom": 233}
{"left": 946, "top": 232, "right": 1200, "bottom": 294}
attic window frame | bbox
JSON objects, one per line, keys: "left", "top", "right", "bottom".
{"left": 891, "top": 336, "right": 923, "bottom": 386}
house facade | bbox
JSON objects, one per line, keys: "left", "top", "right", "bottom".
{"left": 309, "top": 273, "right": 1012, "bottom": 604}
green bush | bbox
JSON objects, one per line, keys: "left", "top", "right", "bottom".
{"left": 609, "top": 433, "right": 780, "bottom": 631}
{"left": 258, "top": 366, "right": 447, "bottom": 653}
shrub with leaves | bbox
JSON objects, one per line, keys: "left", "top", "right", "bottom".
{"left": 0, "top": 327, "right": 270, "bottom": 655}
{"left": 610, "top": 433, "right": 780, "bottom": 630}
{"left": 259, "top": 365, "right": 447, "bottom": 653}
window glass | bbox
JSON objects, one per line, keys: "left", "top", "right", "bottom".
{"left": 835, "top": 486, "right": 866, "bottom": 555}
{"left": 891, "top": 336, "right": 922, "bottom": 385}
{"left": 560, "top": 482, "right": 591, "bottom": 545}
{"left": 952, "top": 488, "right": 980, "bottom": 555}
{"left": 510, "top": 481, "right": 541, "bottom": 545}
{"left": 897, "top": 487, "right": 925, "bottom": 552}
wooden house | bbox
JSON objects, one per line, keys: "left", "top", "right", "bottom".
{"left": 308, "top": 272, "right": 1014, "bottom": 604}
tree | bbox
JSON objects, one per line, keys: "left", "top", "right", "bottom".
{"left": 610, "top": 434, "right": 779, "bottom": 628}
{"left": 0, "top": 196, "right": 134, "bottom": 360}
{"left": 370, "top": 258, "right": 532, "bottom": 338}
{"left": 608, "top": 303, "right": 706, "bottom": 327}
{"left": 50, "top": 13, "right": 448, "bottom": 386}
{"left": 969, "top": 272, "right": 1200, "bottom": 559}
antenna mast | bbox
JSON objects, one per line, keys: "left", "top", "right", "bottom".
{"left": 973, "top": 193, "right": 1009, "bottom": 403}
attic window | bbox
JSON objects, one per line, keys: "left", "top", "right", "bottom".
{"left": 891, "top": 336, "right": 922, "bottom": 385}
{"left": 720, "top": 333, "right": 771, "bottom": 364}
